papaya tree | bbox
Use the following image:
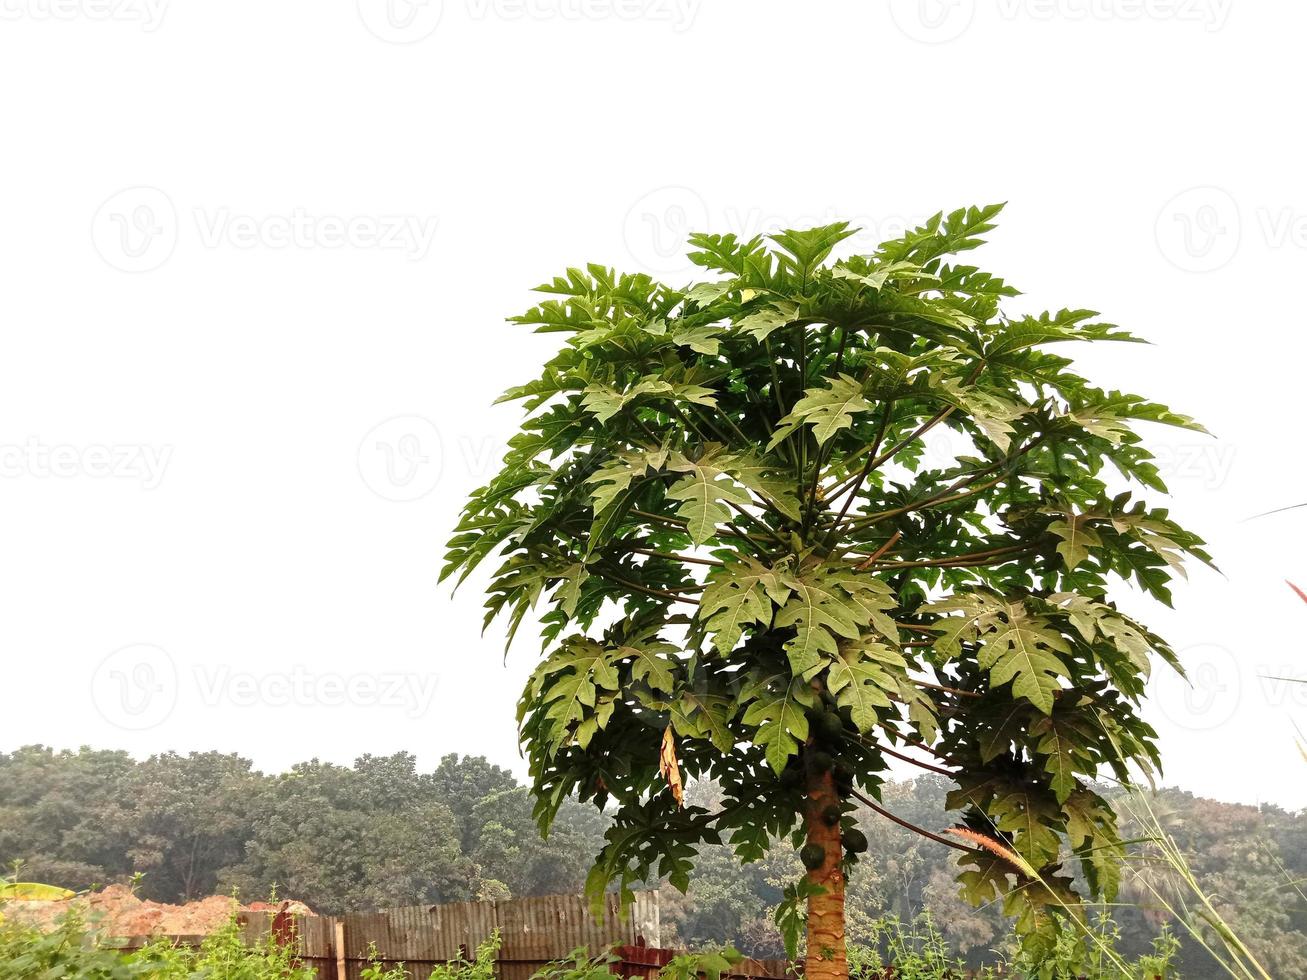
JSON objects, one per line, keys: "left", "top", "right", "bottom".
{"left": 443, "top": 205, "right": 1208, "bottom": 977}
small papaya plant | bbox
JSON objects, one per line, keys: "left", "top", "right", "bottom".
{"left": 444, "top": 205, "right": 1209, "bottom": 978}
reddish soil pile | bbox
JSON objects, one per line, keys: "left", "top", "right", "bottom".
{"left": 4, "top": 885, "right": 313, "bottom": 937}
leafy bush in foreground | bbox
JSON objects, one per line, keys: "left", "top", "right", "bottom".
{"left": 0, "top": 909, "right": 315, "bottom": 979}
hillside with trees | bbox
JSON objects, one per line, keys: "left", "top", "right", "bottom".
{"left": 2, "top": 746, "right": 1303, "bottom": 977}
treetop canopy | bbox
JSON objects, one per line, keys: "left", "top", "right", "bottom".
{"left": 443, "top": 203, "right": 1210, "bottom": 961}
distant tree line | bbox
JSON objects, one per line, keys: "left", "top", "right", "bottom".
{"left": 2, "top": 746, "right": 1304, "bottom": 978}
{"left": 0, "top": 747, "right": 602, "bottom": 913}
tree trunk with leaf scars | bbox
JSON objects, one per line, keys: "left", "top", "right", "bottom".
{"left": 804, "top": 763, "right": 847, "bottom": 980}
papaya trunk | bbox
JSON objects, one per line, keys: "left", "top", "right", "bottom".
{"left": 804, "top": 765, "right": 847, "bottom": 980}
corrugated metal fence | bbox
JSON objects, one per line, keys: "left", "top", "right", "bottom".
{"left": 140, "top": 891, "right": 663, "bottom": 980}
{"left": 308, "top": 891, "right": 659, "bottom": 980}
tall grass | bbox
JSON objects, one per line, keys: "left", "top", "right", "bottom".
{"left": 1112, "top": 789, "right": 1271, "bottom": 980}
{"left": 1066, "top": 714, "right": 1276, "bottom": 980}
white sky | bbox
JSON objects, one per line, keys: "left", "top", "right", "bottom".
{"left": 1, "top": 0, "right": 1304, "bottom": 811}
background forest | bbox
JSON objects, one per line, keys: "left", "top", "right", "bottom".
{"left": 2, "top": 747, "right": 1303, "bottom": 978}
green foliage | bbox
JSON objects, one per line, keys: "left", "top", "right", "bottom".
{"left": 774, "top": 878, "right": 826, "bottom": 960}
{"left": 847, "top": 909, "right": 1183, "bottom": 979}
{"left": 848, "top": 911, "right": 977, "bottom": 979}
{"left": 527, "top": 946, "right": 620, "bottom": 980}
{"left": 0, "top": 913, "right": 149, "bottom": 980}
{"left": 431, "top": 753, "right": 519, "bottom": 851}
{"left": 1007, "top": 909, "right": 1182, "bottom": 980}
{"left": 183, "top": 914, "right": 315, "bottom": 980}
{"left": 0, "top": 910, "right": 315, "bottom": 980}
{"left": 0, "top": 916, "right": 500, "bottom": 980}
{"left": 447, "top": 205, "right": 1208, "bottom": 955}
{"left": 427, "top": 931, "right": 501, "bottom": 980}
{"left": 221, "top": 754, "right": 472, "bottom": 913}
{"left": 362, "top": 941, "right": 413, "bottom": 980}
{"left": 113, "top": 751, "right": 262, "bottom": 903}
{"left": 659, "top": 946, "right": 745, "bottom": 980}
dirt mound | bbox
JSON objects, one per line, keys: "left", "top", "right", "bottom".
{"left": 3, "top": 884, "right": 314, "bottom": 937}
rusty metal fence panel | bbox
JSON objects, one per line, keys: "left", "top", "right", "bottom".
{"left": 291, "top": 890, "right": 661, "bottom": 979}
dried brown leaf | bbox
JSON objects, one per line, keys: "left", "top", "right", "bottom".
{"left": 659, "top": 725, "right": 684, "bottom": 807}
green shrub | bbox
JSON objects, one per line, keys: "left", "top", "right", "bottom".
{"left": 0, "top": 908, "right": 315, "bottom": 980}
{"left": 0, "top": 913, "right": 133, "bottom": 979}
{"left": 848, "top": 911, "right": 982, "bottom": 979}
{"left": 362, "top": 940, "right": 413, "bottom": 980}
{"left": 426, "top": 931, "right": 501, "bottom": 980}
{"left": 528, "top": 946, "right": 620, "bottom": 980}
{"left": 1007, "top": 910, "right": 1181, "bottom": 980}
